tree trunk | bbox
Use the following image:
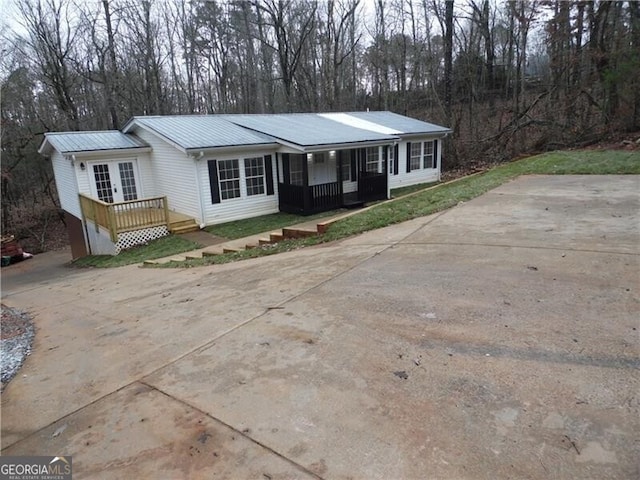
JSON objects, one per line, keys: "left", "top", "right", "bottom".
{"left": 444, "top": 0, "right": 454, "bottom": 126}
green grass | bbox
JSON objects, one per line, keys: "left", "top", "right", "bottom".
{"left": 71, "top": 235, "right": 202, "bottom": 268}
{"left": 205, "top": 209, "right": 344, "bottom": 239}
{"left": 150, "top": 149, "right": 639, "bottom": 268}
{"left": 324, "top": 149, "right": 640, "bottom": 240}
{"left": 391, "top": 181, "right": 440, "bottom": 198}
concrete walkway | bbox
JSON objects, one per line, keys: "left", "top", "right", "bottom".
{"left": 1, "top": 175, "right": 638, "bottom": 479}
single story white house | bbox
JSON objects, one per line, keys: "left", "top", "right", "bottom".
{"left": 39, "top": 111, "right": 451, "bottom": 258}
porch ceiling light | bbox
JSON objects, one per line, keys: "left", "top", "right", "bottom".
{"left": 307, "top": 153, "right": 313, "bottom": 162}
{"left": 329, "top": 150, "right": 336, "bottom": 158}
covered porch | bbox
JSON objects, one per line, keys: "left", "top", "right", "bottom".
{"left": 278, "top": 146, "right": 389, "bottom": 215}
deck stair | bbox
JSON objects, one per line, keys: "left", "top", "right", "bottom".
{"left": 169, "top": 218, "right": 199, "bottom": 234}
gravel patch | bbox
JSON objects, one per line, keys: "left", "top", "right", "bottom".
{"left": 1, "top": 304, "right": 35, "bottom": 392}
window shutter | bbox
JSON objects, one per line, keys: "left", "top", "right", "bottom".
{"left": 350, "top": 149, "right": 357, "bottom": 180}
{"left": 432, "top": 140, "right": 438, "bottom": 169}
{"left": 393, "top": 144, "right": 399, "bottom": 175}
{"left": 208, "top": 160, "right": 220, "bottom": 204}
{"left": 264, "top": 154, "right": 274, "bottom": 195}
{"left": 282, "top": 153, "right": 290, "bottom": 184}
{"left": 406, "top": 142, "right": 412, "bottom": 173}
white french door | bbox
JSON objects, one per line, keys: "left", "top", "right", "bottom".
{"left": 92, "top": 161, "right": 139, "bottom": 203}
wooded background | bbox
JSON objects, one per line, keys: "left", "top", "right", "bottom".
{"left": 1, "top": 0, "right": 639, "bottom": 252}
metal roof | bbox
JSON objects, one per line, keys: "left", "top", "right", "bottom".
{"left": 318, "top": 113, "right": 402, "bottom": 135}
{"left": 224, "top": 113, "right": 398, "bottom": 147}
{"left": 42, "top": 112, "right": 451, "bottom": 156}
{"left": 42, "top": 131, "right": 148, "bottom": 154}
{"left": 126, "top": 116, "right": 278, "bottom": 151}
{"left": 344, "top": 111, "right": 452, "bottom": 135}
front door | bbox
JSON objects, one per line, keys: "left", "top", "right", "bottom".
{"left": 309, "top": 152, "right": 335, "bottom": 185}
{"left": 92, "top": 161, "right": 139, "bottom": 203}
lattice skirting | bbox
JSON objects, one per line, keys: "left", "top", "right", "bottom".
{"left": 115, "top": 226, "right": 169, "bottom": 254}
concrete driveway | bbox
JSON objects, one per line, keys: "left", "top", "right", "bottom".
{"left": 2, "top": 175, "right": 638, "bottom": 479}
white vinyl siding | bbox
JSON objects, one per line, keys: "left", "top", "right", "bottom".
{"left": 51, "top": 151, "right": 82, "bottom": 218}
{"left": 199, "top": 153, "right": 279, "bottom": 225}
{"left": 86, "top": 224, "right": 117, "bottom": 255}
{"left": 134, "top": 127, "right": 201, "bottom": 220}
{"left": 389, "top": 138, "right": 442, "bottom": 190}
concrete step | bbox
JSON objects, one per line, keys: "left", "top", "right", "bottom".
{"left": 145, "top": 255, "right": 187, "bottom": 265}
{"left": 184, "top": 253, "right": 203, "bottom": 260}
{"left": 282, "top": 227, "right": 318, "bottom": 239}
{"left": 269, "top": 232, "right": 284, "bottom": 243}
{"left": 245, "top": 244, "right": 258, "bottom": 250}
{"left": 222, "top": 247, "right": 243, "bottom": 254}
{"left": 202, "top": 251, "right": 220, "bottom": 257}
{"left": 258, "top": 238, "right": 272, "bottom": 246}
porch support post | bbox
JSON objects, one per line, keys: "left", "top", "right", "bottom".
{"left": 107, "top": 205, "right": 118, "bottom": 242}
{"left": 91, "top": 199, "right": 99, "bottom": 233}
{"left": 384, "top": 145, "right": 391, "bottom": 200}
{"left": 163, "top": 196, "right": 170, "bottom": 228}
{"left": 303, "top": 153, "right": 310, "bottom": 212}
{"left": 337, "top": 151, "right": 343, "bottom": 201}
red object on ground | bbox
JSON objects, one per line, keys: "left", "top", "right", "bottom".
{"left": 1, "top": 236, "right": 30, "bottom": 266}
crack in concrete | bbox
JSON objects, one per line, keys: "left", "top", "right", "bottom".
{"left": 1, "top": 225, "right": 430, "bottom": 451}
{"left": 138, "top": 380, "right": 326, "bottom": 480}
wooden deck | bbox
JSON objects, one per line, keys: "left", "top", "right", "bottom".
{"left": 80, "top": 194, "right": 199, "bottom": 240}
{"left": 114, "top": 208, "right": 198, "bottom": 233}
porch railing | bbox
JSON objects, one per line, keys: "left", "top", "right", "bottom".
{"left": 310, "top": 182, "right": 341, "bottom": 211}
{"left": 79, "top": 194, "right": 170, "bottom": 242}
{"left": 278, "top": 182, "right": 342, "bottom": 215}
{"left": 358, "top": 173, "right": 387, "bottom": 202}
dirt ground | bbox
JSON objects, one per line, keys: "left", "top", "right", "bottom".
{"left": 1, "top": 175, "right": 638, "bottom": 479}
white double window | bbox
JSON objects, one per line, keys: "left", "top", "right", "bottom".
{"left": 410, "top": 141, "right": 436, "bottom": 171}
{"left": 217, "top": 157, "right": 267, "bottom": 201}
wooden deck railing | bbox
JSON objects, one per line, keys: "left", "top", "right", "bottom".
{"left": 79, "top": 194, "right": 170, "bottom": 242}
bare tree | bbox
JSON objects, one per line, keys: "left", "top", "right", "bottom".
{"left": 16, "top": 0, "right": 81, "bottom": 130}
